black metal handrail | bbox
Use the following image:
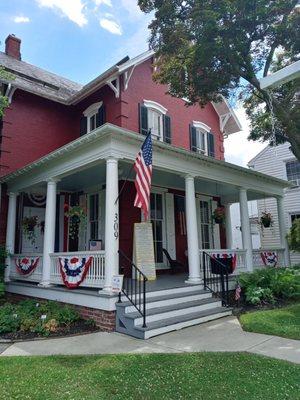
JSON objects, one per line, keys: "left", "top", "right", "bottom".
{"left": 118, "top": 250, "right": 148, "bottom": 328}
{"left": 202, "top": 251, "right": 230, "bottom": 307}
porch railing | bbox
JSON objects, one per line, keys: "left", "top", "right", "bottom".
{"left": 252, "top": 248, "right": 286, "bottom": 268}
{"left": 9, "top": 253, "right": 43, "bottom": 283}
{"left": 199, "top": 249, "right": 247, "bottom": 274}
{"left": 118, "top": 250, "right": 148, "bottom": 328}
{"left": 49, "top": 251, "right": 105, "bottom": 288}
{"left": 201, "top": 251, "right": 229, "bottom": 306}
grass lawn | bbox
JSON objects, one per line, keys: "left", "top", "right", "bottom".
{"left": 0, "top": 353, "right": 299, "bottom": 400}
{"left": 240, "top": 303, "right": 300, "bottom": 340}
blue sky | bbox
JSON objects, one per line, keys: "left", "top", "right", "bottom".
{"left": 0, "top": 0, "right": 151, "bottom": 84}
{"left": 0, "top": 0, "right": 265, "bottom": 166}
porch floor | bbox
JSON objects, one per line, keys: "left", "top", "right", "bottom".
{"left": 146, "top": 273, "right": 190, "bottom": 292}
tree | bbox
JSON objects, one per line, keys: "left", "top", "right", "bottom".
{"left": 287, "top": 218, "right": 300, "bottom": 252}
{"left": 138, "top": 0, "right": 300, "bottom": 159}
{"left": 0, "top": 66, "right": 15, "bottom": 118}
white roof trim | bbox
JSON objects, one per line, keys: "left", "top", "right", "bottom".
{"left": 260, "top": 60, "right": 300, "bottom": 89}
{"left": 83, "top": 101, "right": 103, "bottom": 117}
{"left": 143, "top": 99, "right": 168, "bottom": 115}
{"left": 212, "top": 96, "right": 242, "bottom": 135}
{"left": 192, "top": 121, "right": 211, "bottom": 132}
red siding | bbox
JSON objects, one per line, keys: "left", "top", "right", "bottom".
{"left": 0, "top": 90, "right": 78, "bottom": 177}
{"left": 120, "top": 59, "right": 225, "bottom": 160}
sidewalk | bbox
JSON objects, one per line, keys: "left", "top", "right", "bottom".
{"left": 1, "top": 316, "right": 299, "bottom": 364}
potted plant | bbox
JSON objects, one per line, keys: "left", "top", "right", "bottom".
{"left": 260, "top": 212, "right": 273, "bottom": 228}
{"left": 65, "top": 205, "right": 87, "bottom": 239}
{"left": 212, "top": 206, "right": 226, "bottom": 224}
{"left": 21, "top": 216, "right": 39, "bottom": 244}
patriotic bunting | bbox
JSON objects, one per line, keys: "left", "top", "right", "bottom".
{"left": 59, "top": 256, "right": 93, "bottom": 289}
{"left": 211, "top": 252, "right": 237, "bottom": 272}
{"left": 15, "top": 257, "right": 40, "bottom": 275}
{"left": 260, "top": 251, "right": 278, "bottom": 267}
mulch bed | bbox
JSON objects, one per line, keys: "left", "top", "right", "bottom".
{"left": 0, "top": 320, "right": 100, "bottom": 342}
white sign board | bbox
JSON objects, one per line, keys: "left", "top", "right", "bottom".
{"left": 112, "top": 275, "right": 124, "bottom": 293}
{"left": 133, "top": 222, "right": 156, "bottom": 281}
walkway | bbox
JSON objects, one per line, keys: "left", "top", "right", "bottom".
{"left": 1, "top": 317, "right": 299, "bottom": 364}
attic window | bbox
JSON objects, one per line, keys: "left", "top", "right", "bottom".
{"left": 83, "top": 102, "right": 103, "bottom": 133}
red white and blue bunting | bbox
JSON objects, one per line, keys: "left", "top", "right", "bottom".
{"left": 28, "top": 193, "right": 46, "bottom": 207}
{"left": 59, "top": 256, "right": 93, "bottom": 289}
{"left": 260, "top": 251, "right": 278, "bottom": 267}
{"left": 15, "top": 257, "right": 40, "bottom": 275}
{"left": 211, "top": 252, "right": 237, "bottom": 272}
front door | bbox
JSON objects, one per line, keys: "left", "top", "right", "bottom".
{"left": 150, "top": 192, "right": 166, "bottom": 268}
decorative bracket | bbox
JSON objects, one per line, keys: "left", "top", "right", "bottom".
{"left": 219, "top": 113, "right": 231, "bottom": 134}
{"left": 5, "top": 83, "right": 16, "bottom": 104}
{"left": 123, "top": 66, "right": 135, "bottom": 91}
{"left": 106, "top": 77, "right": 120, "bottom": 98}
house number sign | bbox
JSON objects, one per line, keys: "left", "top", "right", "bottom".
{"left": 114, "top": 213, "right": 119, "bottom": 238}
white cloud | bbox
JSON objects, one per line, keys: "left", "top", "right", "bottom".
{"left": 36, "top": 0, "right": 88, "bottom": 27}
{"left": 120, "top": 0, "right": 144, "bottom": 20}
{"left": 224, "top": 105, "right": 265, "bottom": 167}
{"left": 93, "top": 0, "right": 112, "bottom": 6}
{"left": 99, "top": 17, "right": 122, "bottom": 35}
{"left": 13, "top": 16, "right": 30, "bottom": 23}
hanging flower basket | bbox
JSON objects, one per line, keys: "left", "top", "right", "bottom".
{"left": 260, "top": 212, "right": 273, "bottom": 228}
{"left": 21, "top": 216, "right": 39, "bottom": 244}
{"left": 212, "top": 206, "right": 226, "bottom": 224}
{"left": 65, "top": 205, "right": 87, "bottom": 239}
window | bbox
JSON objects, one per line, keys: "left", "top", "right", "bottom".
{"left": 286, "top": 160, "right": 300, "bottom": 187}
{"left": 199, "top": 200, "right": 212, "bottom": 249}
{"left": 139, "top": 100, "right": 171, "bottom": 144}
{"left": 148, "top": 108, "right": 163, "bottom": 140}
{"left": 291, "top": 214, "right": 300, "bottom": 224}
{"left": 150, "top": 193, "right": 165, "bottom": 264}
{"left": 81, "top": 102, "right": 105, "bottom": 136}
{"left": 89, "top": 194, "right": 99, "bottom": 240}
{"left": 190, "top": 121, "right": 215, "bottom": 157}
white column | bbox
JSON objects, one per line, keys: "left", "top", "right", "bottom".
{"left": 225, "top": 204, "right": 233, "bottom": 249}
{"left": 40, "top": 180, "right": 57, "bottom": 287}
{"left": 103, "top": 157, "right": 119, "bottom": 292}
{"left": 277, "top": 196, "right": 290, "bottom": 267}
{"left": 239, "top": 188, "right": 253, "bottom": 271}
{"left": 185, "top": 175, "right": 201, "bottom": 283}
{"left": 5, "top": 192, "right": 18, "bottom": 282}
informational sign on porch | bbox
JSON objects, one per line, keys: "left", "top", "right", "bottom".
{"left": 112, "top": 275, "right": 124, "bottom": 293}
{"left": 133, "top": 222, "right": 156, "bottom": 281}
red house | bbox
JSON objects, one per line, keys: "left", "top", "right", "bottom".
{"left": 0, "top": 35, "right": 289, "bottom": 338}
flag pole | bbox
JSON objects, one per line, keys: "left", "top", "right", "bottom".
{"left": 114, "top": 129, "right": 152, "bottom": 205}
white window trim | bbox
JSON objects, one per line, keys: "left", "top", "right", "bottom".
{"left": 143, "top": 99, "right": 168, "bottom": 115}
{"left": 83, "top": 102, "right": 103, "bottom": 118}
{"left": 83, "top": 101, "right": 103, "bottom": 134}
{"left": 192, "top": 121, "right": 211, "bottom": 156}
{"left": 192, "top": 121, "right": 211, "bottom": 132}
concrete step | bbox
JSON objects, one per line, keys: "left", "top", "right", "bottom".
{"left": 117, "top": 288, "right": 211, "bottom": 313}
{"left": 136, "top": 307, "right": 233, "bottom": 339}
{"left": 127, "top": 297, "right": 221, "bottom": 325}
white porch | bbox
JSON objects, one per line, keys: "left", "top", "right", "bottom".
{"left": 2, "top": 123, "right": 290, "bottom": 298}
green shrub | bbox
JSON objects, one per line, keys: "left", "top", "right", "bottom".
{"left": 287, "top": 219, "right": 300, "bottom": 252}
{"left": 0, "top": 300, "right": 81, "bottom": 336}
{"left": 239, "top": 267, "right": 300, "bottom": 305}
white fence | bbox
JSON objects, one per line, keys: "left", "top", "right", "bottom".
{"left": 10, "top": 253, "right": 43, "bottom": 283}
{"left": 199, "top": 249, "right": 247, "bottom": 274}
{"left": 252, "top": 248, "right": 286, "bottom": 268}
{"left": 49, "top": 251, "right": 106, "bottom": 288}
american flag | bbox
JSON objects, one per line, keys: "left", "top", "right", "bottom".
{"left": 134, "top": 132, "right": 153, "bottom": 220}
{"left": 235, "top": 282, "right": 242, "bottom": 301}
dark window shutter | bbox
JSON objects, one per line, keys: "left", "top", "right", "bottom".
{"left": 80, "top": 116, "right": 87, "bottom": 136}
{"left": 189, "top": 125, "right": 197, "bottom": 152}
{"left": 139, "top": 103, "right": 148, "bottom": 135}
{"left": 208, "top": 132, "right": 215, "bottom": 157}
{"left": 163, "top": 115, "right": 171, "bottom": 144}
{"left": 96, "top": 105, "right": 106, "bottom": 128}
